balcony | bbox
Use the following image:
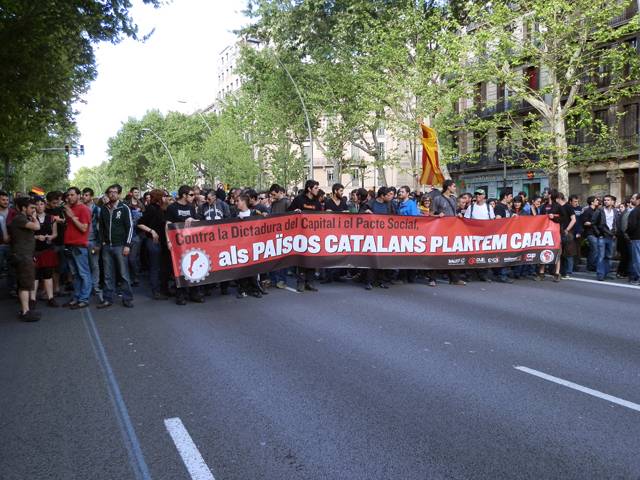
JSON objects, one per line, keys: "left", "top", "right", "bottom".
{"left": 568, "top": 133, "right": 639, "bottom": 159}
{"left": 447, "top": 149, "right": 540, "bottom": 173}
{"left": 611, "top": 2, "right": 638, "bottom": 27}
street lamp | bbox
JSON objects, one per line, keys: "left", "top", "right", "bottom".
{"left": 141, "top": 128, "right": 176, "bottom": 177}
{"left": 177, "top": 100, "right": 213, "bottom": 135}
{"left": 272, "top": 53, "right": 314, "bottom": 181}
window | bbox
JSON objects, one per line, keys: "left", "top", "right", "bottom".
{"left": 474, "top": 82, "right": 487, "bottom": 111}
{"left": 377, "top": 142, "right": 385, "bottom": 161}
{"left": 525, "top": 67, "right": 539, "bottom": 90}
{"left": 376, "top": 125, "right": 385, "bottom": 137}
{"left": 622, "top": 103, "right": 638, "bottom": 142}
{"left": 352, "top": 169, "right": 360, "bottom": 182}
{"left": 594, "top": 109, "right": 610, "bottom": 135}
{"left": 497, "top": 82, "right": 506, "bottom": 112}
{"left": 351, "top": 144, "right": 360, "bottom": 160}
{"left": 327, "top": 169, "right": 334, "bottom": 184}
{"left": 623, "top": 38, "right": 638, "bottom": 78}
{"left": 523, "top": 118, "right": 535, "bottom": 153}
{"left": 496, "top": 126, "right": 510, "bottom": 156}
{"left": 474, "top": 132, "right": 487, "bottom": 157}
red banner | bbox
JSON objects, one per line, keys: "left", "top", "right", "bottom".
{"left": 166, "top": 213, "right": 560, "bottom": 287}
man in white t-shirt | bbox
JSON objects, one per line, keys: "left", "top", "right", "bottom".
{"left": 464, "top": 189, "right": 495, "bottom": 220}
{"left": 464, "top": 189, "right": 500, "bottom": 282}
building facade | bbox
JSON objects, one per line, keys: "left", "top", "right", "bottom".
{"left": 449, "top": 3, "right": 639, "bottom": 202}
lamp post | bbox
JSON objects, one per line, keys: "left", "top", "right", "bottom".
{"left": 177, "top": 100, "right": 213, "bottom": 135}
{"left": 273, "top": 53, "right": 314, "bottom": 181}
{"left": 141, "top": 128, "right": 176, "bottom": 178}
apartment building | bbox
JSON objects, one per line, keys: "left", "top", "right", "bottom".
{"left": 449, "top": 2, "right": 639, "bottom": 201}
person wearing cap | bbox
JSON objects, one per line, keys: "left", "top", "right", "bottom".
{"left": 465, "top": 188, "right": 495, "bottom": 282}
{"left": 464, "top": 189, "right": 496, "bottom": 220}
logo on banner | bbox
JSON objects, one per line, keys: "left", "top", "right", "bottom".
{"left": 525, "top": 253, "right": 537, "bottom": 261}
{"left": 539, "top": 249, "right": 555, "bottom": 264}
{"left": 448, "top": 258, "right": 466, "bottom": 265}
{"left": 180, "top": 248, "right": 211, "bottom": 283}
{"left": 504, "top": 256, "right": 522, "bottom": 263}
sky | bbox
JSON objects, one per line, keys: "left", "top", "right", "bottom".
{"left": 71, "top": 0, "right": 249, "bottom": 176}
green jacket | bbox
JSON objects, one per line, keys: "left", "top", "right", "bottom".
{"left": 99, "top": 200, "right": 133, "bottom": 247}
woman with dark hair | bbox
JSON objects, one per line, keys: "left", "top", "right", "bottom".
{"left": 31, "top": 197, "right": 59, "bottom": 308}
{"left": 512, "top": 195, "right": 528, "bottom": 216}
{"left": 419, "top": 195, "right": 432, "bottom": 216}
{"left": 137, "top": 189, "right": 170, "bottom": 300}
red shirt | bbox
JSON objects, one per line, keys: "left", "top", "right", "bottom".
{"left": 64, "top": 203, "right": 91, "bottom": 246}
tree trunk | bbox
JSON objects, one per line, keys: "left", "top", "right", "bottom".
{"left": 376, "top": 163, "right": 387, "bottom": 187}
{"left": 553, "top": 114, "right": 570, "bottom": 195}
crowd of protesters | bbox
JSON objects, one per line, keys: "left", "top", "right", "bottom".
{"left": 1, "top": 179, "right": 639, "bottom": 322}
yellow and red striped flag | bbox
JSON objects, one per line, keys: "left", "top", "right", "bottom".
{"left": 419, "top": 123, "right": 445, "bottom": 186}
{"left": 31, "top": 186, "right": 45, "bottom": 196}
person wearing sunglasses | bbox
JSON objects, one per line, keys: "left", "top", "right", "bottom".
{"left": 165, "top": 185, "right": 204, "bottom": 305}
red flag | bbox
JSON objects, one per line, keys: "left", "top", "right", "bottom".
{"left": 419, "top": 124, "right": 445, "bottom": 186}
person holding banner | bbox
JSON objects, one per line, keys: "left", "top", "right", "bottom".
{"left": 432, "top": 180, "right": 465, "bottom": 287}
{"left": 166, "top": 185, "right": 205, "bottom": 305}
{"left": 234, "top": 194, "right": 266, "bottom": 299}
{"left": 287, "top": 180, "right": 320, "bottom": 293}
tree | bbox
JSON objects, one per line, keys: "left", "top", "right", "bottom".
{"left": 72, "top": 163, "right": 114, "bottom": 195}
{"left": 107, "top": 110, "right": 212, "bottom": 189}
{"left": 0, "top": 0, "right": 159, "bottom": 189}
{"left": 243, "top": 0, "right": 470, "bottom": 188}
{"left": 464, "top": 0, "right": 640, "bottom": 193}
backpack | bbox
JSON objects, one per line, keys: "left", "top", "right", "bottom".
{"left": 469, "top": 201, "right": 494, "bottom": 219}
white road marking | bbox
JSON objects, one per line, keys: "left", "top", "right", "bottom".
{"left": 164, "top": 417, "right": 216, "bottom": 480}
{"left": 566, "top": 276, "right": 640, "bottom": 290}
{"left": 514, "top": 366, "right": 640, "bottom": 413}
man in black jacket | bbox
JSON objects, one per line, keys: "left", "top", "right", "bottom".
{"left": 580, "top": 196, "right": 600, "bottom": 271}
{"left": 288, "top": 180, "right": 320, "bottom": 292}
{"left": 97, "top": 184, "right": 134, "bottom": 308}
{"left": 626, "top": 193, "right": 640, "bottom": 285}
{"left": 592, "top": 194, "right": 619, "bottom": 281}
{"left": 166, "top": 185, "right": 204, "bottom": 305}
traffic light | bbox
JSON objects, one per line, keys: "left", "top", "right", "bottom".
{"left": 80, "top": 145, "right": 85, "bottom": 155}
{"left": 64, "top": 144, "right": 70, "bottom": 155}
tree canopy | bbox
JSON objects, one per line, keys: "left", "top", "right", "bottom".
{"left": 0, "top": 0, "right": 159, "bottom": 190}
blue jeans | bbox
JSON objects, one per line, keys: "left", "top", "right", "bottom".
{"left": 0, "top": 244, "right": 15, "bottom": 291}
{"left": 145, "top": 237, "right": 162, "bottom": 294}
{"left": 586, "top": 235, "right": 598, "bottom": 271}
{"left": 596, "top": 237, "right": 614, "bottom": 280}
{"left": 562, "top": 256, "right": 574, "bottom": 276}
{"left": 88, "top": 241, "right": 103, "bottom": 301}
{"left": 102, "top": 245, "right": 133, "bottom": 302}
{"left": 631, "top": 240, "right": 640, "bottom": 282}
{"left": 269, "top": 268, "right": 287, "bottom": 284}
{"left": 65, "top": 246, "right": 92, "bottom": 303}
{"left": 128, "top": 235, "right": 142, "bottom": 283}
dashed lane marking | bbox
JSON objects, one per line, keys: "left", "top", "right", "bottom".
{"left": 515, "top": 366, "right": 640, "bottom": 413}
{"left": 165, "top": 417, "right": 216, "bottom": 480}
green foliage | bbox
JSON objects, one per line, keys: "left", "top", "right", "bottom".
{"left": 0, "top": 0, "right": 159, "bottom": 189}
{"left": 462, "top": 0, "right": 640, "bottom": 191}
{"left": 72, "top": 163, "right": 114, "bottom": 195}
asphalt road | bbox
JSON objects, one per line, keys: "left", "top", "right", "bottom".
{"left": 1, "top": 273, "right": 639, "bottom": 480}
